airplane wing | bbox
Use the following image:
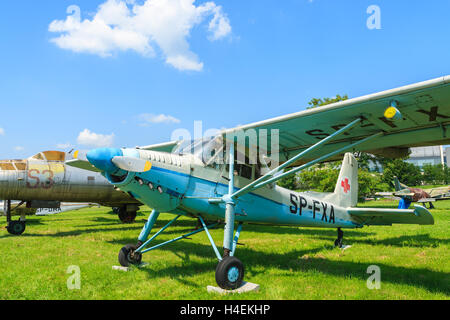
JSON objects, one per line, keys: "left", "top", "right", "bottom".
{"left": 348, "top": 205, "right": 434, "bottom": 226}
{"left": 35, "top": 203, "right": 98, "bottom": 216}
{"left": 65, "top": 159, "right": 102, "bottom": 173}
{"left": 434, "top": 197, "right": 450, "bottom": 201}
{"left": 417, "top": 198, "right": 436, "bottom": 203}
{"left": 428, "top": 186, "right": 450, "bottom": 198}
{"left": 136, "top": 141, "right": 181, "bottom": 153}
{"left": 222, "top": 75, "right": 450, "bottom": 166}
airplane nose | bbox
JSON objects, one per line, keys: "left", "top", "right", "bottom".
{"left": 86, "top": 148, "right": 123, "bottom": 173}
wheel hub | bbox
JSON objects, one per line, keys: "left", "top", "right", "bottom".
{"left": 227, "top": 267, "right": 239, "bottom": 283}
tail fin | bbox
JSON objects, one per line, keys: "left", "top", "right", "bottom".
{"left": 333, "top": 153, "right": 358, "bottom": 208}
{"left": 393, "top": 176, "right": 401, "bottom": 191}
{"left": 393, "top": 176, "right": 409, "bottom": 190}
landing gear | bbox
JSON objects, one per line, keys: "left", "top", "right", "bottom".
{"left": 115, "top": 207, "right": 137, "bottom": 224}
{"left": 215, "top": 256, "right": 245, "bottom": 290}
{"left": 428, "top": 202, "right": 435, "bottom": 209}
{"left": 118, "top": 244, "right": 142, "bottom": 267}
{"left": 7, "top": 220, "right": 26, "bottom": 236}
{"left": 4, "top": 200, "right": 26, "bottom": 236}
{"left": 334, "top": 228, "right": 344, "bottom": 248}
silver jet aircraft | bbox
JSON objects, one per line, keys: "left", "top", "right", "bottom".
{"left": 0, "top": 150, "right": 142, "bottom": 235}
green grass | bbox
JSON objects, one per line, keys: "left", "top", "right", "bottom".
{"left": 0, "top": 200, "right": 448, "bottom": 300}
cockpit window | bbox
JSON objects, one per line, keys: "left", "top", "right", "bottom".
{"left": 0, "top": 162, "right": 15, "bottom": 170}
{"left": 42, "top": 151, "right": 66, "bottom": 161}
{"left": 30, "top": 151, "right": 66, "bottom": 161}
{"left": 30, "top": 153, "right": 44, "bottom": 160}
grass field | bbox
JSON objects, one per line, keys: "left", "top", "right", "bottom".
{"left": 0, "top": 200, "right": 448, "bottom": 300}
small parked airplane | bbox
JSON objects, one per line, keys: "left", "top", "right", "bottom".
{"left": 376, "top": 176, "right": 450, "bottom": 209}
{"left": 68, "top": 76, "right": 450, "bottom": 290}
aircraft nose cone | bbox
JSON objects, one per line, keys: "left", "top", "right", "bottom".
{"left": 86, "top": 148, "right": 123, "bottom": 172}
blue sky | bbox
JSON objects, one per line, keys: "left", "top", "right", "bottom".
{"left": 1, "top": 0, "right": 450, "bottom": 158}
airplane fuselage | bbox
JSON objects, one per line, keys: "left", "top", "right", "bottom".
{"left": 0, "top": 153, "right": 138, "bottom": 207}
{"left": 107, "top": 149, "right": 361, "bottom": 229}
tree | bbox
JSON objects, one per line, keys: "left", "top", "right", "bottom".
{"left": 297, "top": 165, "right": 339, "bottom": 192}
{"left": 277, "top": 170, "right": 298, "bottom": 190}
{"left": 422, "top": 163, "right": 445, "bottom": 185}
{"left": 382, "top": 159, "right": 422, "bottom": 187}
{"left": 358, "top": 170, "right": 390, "bottom": 200}
{"left": 307, "top": 94, "right": 349, "bottom": 109}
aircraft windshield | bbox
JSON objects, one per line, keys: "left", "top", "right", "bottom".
{"left": 29, "top": 151, "right": 66, "bottom": 161}
{"left": 174, "top": 135, "right": 224, "bottom": 164}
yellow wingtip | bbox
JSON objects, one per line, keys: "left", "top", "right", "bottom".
{"left": 74, "top": 150, "right": 79, "bottom": 159}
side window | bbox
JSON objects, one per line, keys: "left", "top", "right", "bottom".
{"left": 233, "top": 164, "right": 252, "bottom": 180}
{"left": 255, "top": 164, "right": 262, "bottom": 179}
{"left": 240, "top": 164, "right": 253, "bottom": 180}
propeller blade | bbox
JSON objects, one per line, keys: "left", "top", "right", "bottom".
{"left": 112, "top": 156, "right": 152, "bottom": 173}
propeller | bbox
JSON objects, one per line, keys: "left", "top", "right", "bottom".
{"left": 111, "top": 156, "right": 152, "bottom": 173}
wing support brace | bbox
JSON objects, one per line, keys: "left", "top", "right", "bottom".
{"left": 210, "top": 118, "right": 382, "bottom": 255}
{"left": 230, "top": 118, "right": 383, "bottom": 199}
{"left": 135, "top": 214, "right": 221, "bottom": 258}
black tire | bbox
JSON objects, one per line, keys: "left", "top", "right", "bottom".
{"left": 118, "top": 209, "right": 137, "bottom": 224}
{"left": 7, "top": 221, "right": 26, "bottom": 236}
{"left": 215, "top": 256, "right": 244, "bottom": 290}
{"left": 334, "top": 238, "right": 343, "bottom": 248}
{"left": 118, "top": 244, "right": 142, "bottom": 267}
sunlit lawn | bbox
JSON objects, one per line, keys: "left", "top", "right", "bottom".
{"left": 0, "top": 200, "right": 448, "bottom": 300}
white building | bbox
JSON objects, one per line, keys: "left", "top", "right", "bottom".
{"left": 405, "top": 145, "right": 449, "bottom": 168}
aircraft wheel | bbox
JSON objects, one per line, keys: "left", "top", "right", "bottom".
{"left": 118, "top": 244, "right": 142, "bottom": 267}
{"left": 334, "top": 238, "right": 343, "bottom": 248}
{"left": 7, "top": 221, "right": 26, "bottom": 236}
{"left": 215, "top": 256, "right": 244, "bottom": 290}
{"left": 118, "top": 208, "right": 137, "bottom": 224}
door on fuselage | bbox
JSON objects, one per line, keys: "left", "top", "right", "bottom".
{"left": 213, "top": 151, "right": 259, "bottom": 198}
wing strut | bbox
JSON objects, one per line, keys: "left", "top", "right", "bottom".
{"left": 245, "top": 131, "right": 383, "bottom": 192}
{"left": 231, "top": 117, "right": 382, "bottom": 199}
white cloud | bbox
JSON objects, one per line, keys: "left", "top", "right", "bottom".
{"left": 0, "top": 128, "right": 4, "bottom": 136}
{"left": 77, "top": 129, "right": 115, "bottom": 147}
{"left": 14, "top": 146, "right": 25, "bottom": 152}
{"left": 56, "top": 143, "right": 74, "bottom": 149}
{"left": 139, "top": 113, "right": 181, "bottom": 125}
{"left": 48, "top": 0, "right": 232, "bottom": 71}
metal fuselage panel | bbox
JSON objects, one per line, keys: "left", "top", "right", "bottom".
{"left": 107, "top": 150, "right": 360, "bottom": 228}
{"left": 0, "top": 160, "right": 135, "bottom": 205}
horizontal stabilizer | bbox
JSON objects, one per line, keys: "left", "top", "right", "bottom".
{"left": 375, "top": 192, "right": 395, "bottom": 196}
{"left": 348, "top": 205, "right": 434, "bottom": 226}
{"left": 393, "top": 192, "right": 415, "bottom": 197}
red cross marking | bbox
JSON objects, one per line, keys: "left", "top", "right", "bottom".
{"left": 341, "top": 178, "right": 350, "bottom": 193}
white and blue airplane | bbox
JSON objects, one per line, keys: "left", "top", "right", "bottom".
{"left": 68, "top": 76, "right": 450, "bottom": 290}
